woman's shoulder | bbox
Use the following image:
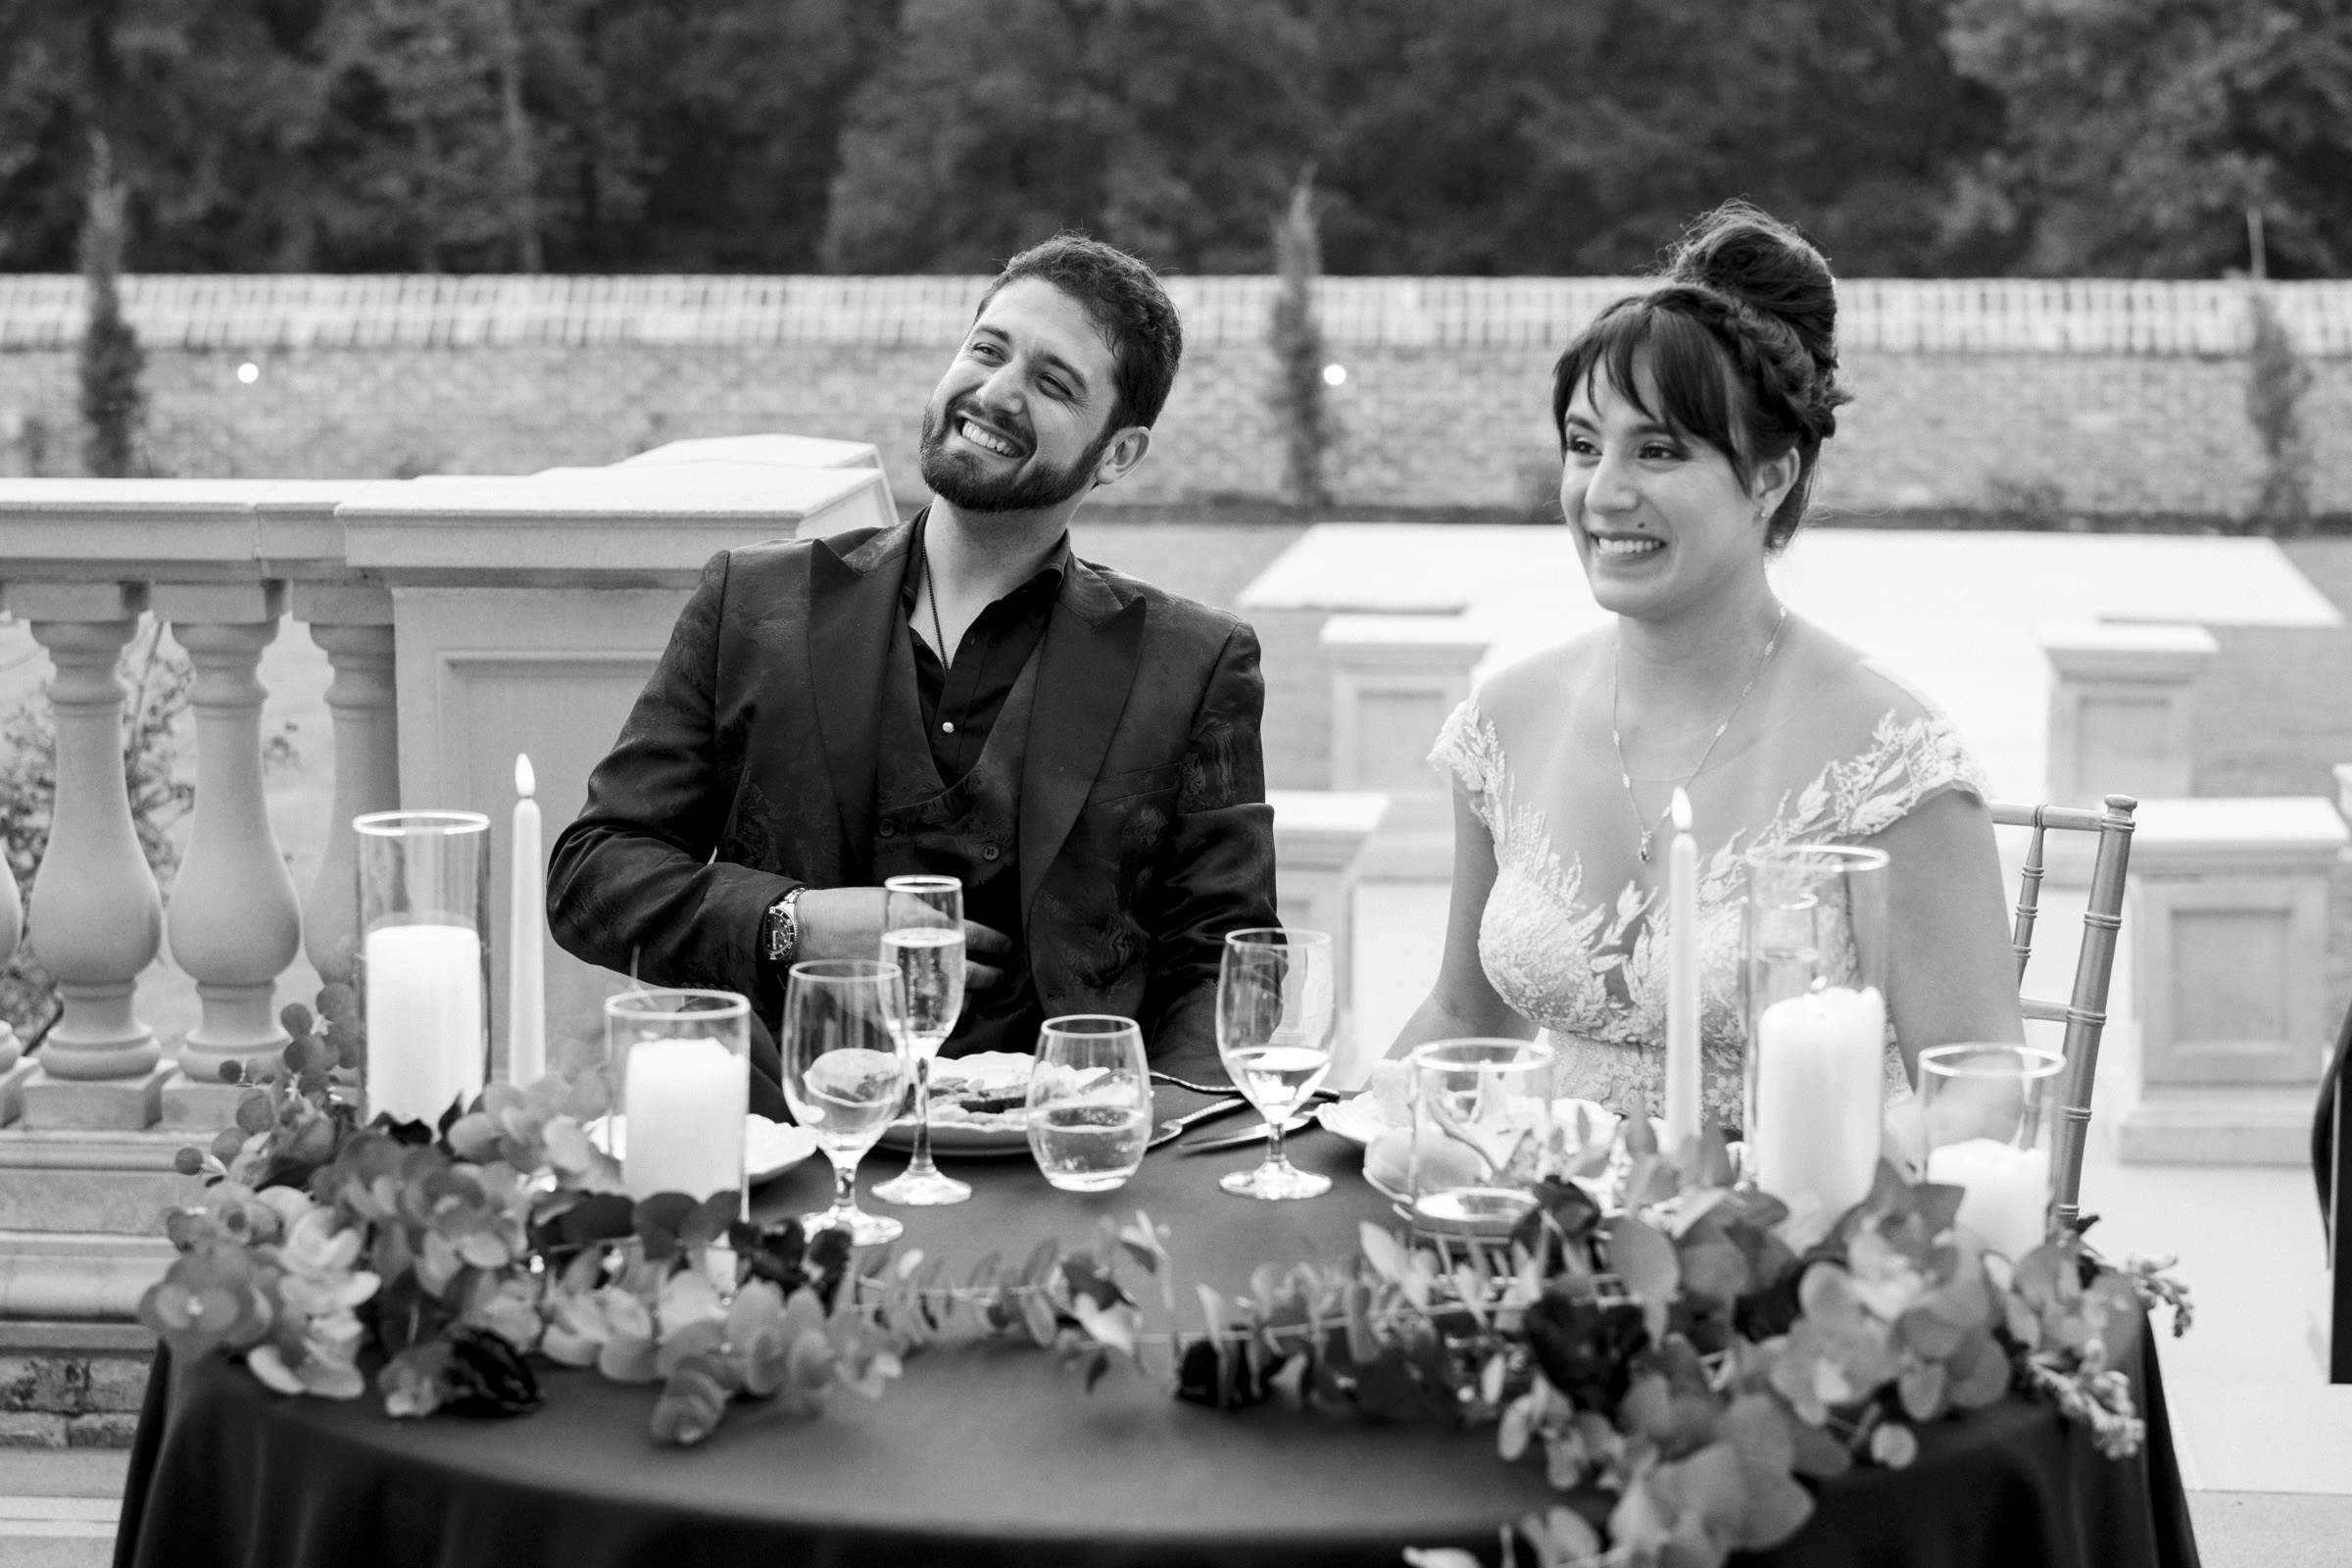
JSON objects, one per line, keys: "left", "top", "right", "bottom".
{"left": 1771, "top": 619, "right": 1991, "bottom": 837}
{"left": 1431, "top": 631, "right": 1605, "bottom": 800}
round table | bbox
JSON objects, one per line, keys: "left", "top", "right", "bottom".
{"left": 113, "top": 1093, "right": 2200, "bottom": 1568}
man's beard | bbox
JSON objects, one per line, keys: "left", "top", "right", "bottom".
{"left": 918, "top": 398, "right": 1113, "bottom": 514}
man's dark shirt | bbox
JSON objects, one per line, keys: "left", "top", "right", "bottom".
{"left": 900, "top": 513, "right": 1070, "bottom": 783}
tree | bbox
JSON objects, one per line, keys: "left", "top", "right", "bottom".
{"left": 1267, "top": 170, "right": 1328, "bottom": 509}
{"left": 78, "top": 132, "right": 145, "bottom": 477}
{"left": 821, "top": 0, "right": 1320, "bottom": 272}
{"left": 1948, "top": 0, "right": 2352, "bottom": 276}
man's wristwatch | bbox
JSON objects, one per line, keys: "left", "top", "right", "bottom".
{"left": 763, "top": 888, "right": 808, "bottom": 971}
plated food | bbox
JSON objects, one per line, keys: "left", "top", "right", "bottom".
{"left": 876, "top": 1051, "right": 1037, "bottom": 1155}
{"left": 1316, "top": 1059, "right": 1631, "bottom": 1200}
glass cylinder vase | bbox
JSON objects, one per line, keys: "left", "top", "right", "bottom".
{"left": 606, "top": 989, "right": 752, "bottom": 1204}
{"left": 1742, "top": 844, "right": 1889, "bottom": 1222}
{"left": 356, "top": 811, "right": 491, "bottom": 1128}
{"left": 1919, "top": 1043, "right": 2064, "bottom": 1260}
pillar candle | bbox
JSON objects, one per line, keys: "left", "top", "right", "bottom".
{"left": 507, "top": 755, "right": 546, "bottom": 1087}
{"left": 623, "top": 1035, "right": 749, "bottom": 1200}
{"left": 1925, "top": 1137, "right": 2051, "bottom": 1260}
{"left": 1663, "top": 788, "right": 1700, "bottom": 1154}
{"left": 366, "top": 923, "right": 485, "bottom": 1126}
{"left": 1752, "top": 985, "right": 1885, "bottom": 1218}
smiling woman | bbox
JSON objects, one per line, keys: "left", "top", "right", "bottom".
{"left": 1388, "top": 201, "right": 2025, "bottom": 1133}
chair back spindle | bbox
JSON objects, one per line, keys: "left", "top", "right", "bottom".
{"left": 1987, "top": 795, "right": 2137, "bottom": 1236}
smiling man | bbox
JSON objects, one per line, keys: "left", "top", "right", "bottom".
{"left": 548, "top": 235, "right": 1277, "bottom": 1117}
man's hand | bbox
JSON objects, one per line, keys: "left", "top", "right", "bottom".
{"left": 795, "top": 886, "right": 1012, "bottom": 993}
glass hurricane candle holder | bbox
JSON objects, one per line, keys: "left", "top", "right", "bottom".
{"left": 1919, "top": 1043, "right": 2064, "bottom": 1260}
{"left": 356, "top": 811, "right": 491, "bottom": 1128}
{"left": 1742, "top": 844, "right": 1889, "bottom": 1222}
{"left": 1406, "top": 1038, "right": 1555, "bottom": 1242}
{"left": 605, "top": 989, "right": 751, "bottom": 1205}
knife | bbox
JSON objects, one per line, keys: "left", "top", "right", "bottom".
{"left": 1146, "top": 1096, "right": 1250, "bottom": 1151}
{"left": 1177, "top": 1114, "right": 1315, "bottom": 1154}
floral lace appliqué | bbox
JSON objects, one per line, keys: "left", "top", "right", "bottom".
{"left": 1429, "top": 702, "right": 1987, "bottom": 1128}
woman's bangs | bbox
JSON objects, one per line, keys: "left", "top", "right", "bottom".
{"left": 1553, "top": 304, "right": 1740, "bottom": 468}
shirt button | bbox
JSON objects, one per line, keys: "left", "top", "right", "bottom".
{"left": 982, "top": 844, "right": 1001, "bottom": 861}
{"left": 941, "top": 721, "right": 956, "bottom": 734}
{"left": 878, "top": 821, "right": 896, "bottom": 838}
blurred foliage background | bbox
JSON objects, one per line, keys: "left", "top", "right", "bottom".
{"left": 0, "top": 0, "right": 2345, "bottom": 278}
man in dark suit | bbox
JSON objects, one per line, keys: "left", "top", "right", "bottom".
{"left": 547, "top": 235, "right": 1277, "bottom": 1118}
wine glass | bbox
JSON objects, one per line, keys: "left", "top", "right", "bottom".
{"left": 871, "top": 875, "right": 972, "bottom": 1207}
{"left": 1214, "top": 928, "right": 1337, "bottom": 1200}
{"left": 779, "top": 958, "right": 908, "bottom": 1246}
{"left": 1027, "top": 1016, "right": 1151, "bottom": 1192}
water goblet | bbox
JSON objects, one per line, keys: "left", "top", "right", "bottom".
{"left": 1214, "top": 928, "right": 1337, "bottom": 1200}
{"left": 1027, "top": 1015, "right": 1151, "bottom": 1192}
{"left": 779, "top": 958, "right": 908, "bottom": 1246}
{"left": 872, "top": 874, "right": 972, "bottom": 1207}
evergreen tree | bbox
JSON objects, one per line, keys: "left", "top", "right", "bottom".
{"left": 77, "top": 132, "right": 145, "bottom": 478}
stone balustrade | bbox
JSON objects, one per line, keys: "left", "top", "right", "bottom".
{"left": 0, "top": 444, "right": 893, "bottom": 1319}
{"left": 1267, "top": 790, "right": 1389, "bottom": 1088}
{"left": 1319, "top": 613, "right": 1489, "bottom": 879}
{"left": 2116, "top": 796, "right": 2351, "bottom": 1164}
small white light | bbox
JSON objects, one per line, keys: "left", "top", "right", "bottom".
{"left": 236, "top": 363, "right": 260, "bottom": 384}
{"left": 1321, "top": 363, "right": 1348, "bottom": 387}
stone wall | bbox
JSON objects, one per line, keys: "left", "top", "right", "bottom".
{"left": 3, "top": 273, "right": 2349, "bottom": 515}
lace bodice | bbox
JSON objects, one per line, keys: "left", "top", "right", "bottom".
{"left": 1432, "top": 694, "right": 1988, "bottom": 1127}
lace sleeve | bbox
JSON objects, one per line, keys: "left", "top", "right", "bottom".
{"left": 1429, "top": 698, "right": 1505, "bottom": 841}
{"left": 1790, "top": 711, "right": 1990, "bottom": 842}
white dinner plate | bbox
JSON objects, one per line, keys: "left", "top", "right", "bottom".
{"left": 1316, "top": 1094, "right": 1637, "bottom": 1149}
{"left": 592, "top": 1114, "right": 820, "bottom": 1185}
{"left": 874, "top": 1051, "right": 1036, "bottom": 1158}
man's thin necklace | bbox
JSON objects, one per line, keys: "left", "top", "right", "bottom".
{"left": 1610, "top": 603, "right": 1788, "bottom": 864}
{"left": 920, "top": 535, "right": 950, "bottom": 670}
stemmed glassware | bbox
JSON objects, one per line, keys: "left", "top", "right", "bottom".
{"left": 779, "top": 958, "right": 908, "bottom": 1246}
{"left": 871, "top": 875, "right": 971, "bottom": 1206}
{"left": 1214, "top": 928, "right": 1337, "bottom": 1200}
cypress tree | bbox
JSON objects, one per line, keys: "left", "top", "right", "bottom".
{"left": 78, "top": 133, "right": 146, "bottom": 479}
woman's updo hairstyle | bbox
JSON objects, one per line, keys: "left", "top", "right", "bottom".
{"left": 1551, "top": 201, "right": 1851, "bottom": 552}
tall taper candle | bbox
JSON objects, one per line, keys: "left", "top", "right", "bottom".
{"left": 1664, "top": 788, "right": 1700, "bottom": 1153}
{"left": 508, "top": 754, "right": 546, "bottom": 1086}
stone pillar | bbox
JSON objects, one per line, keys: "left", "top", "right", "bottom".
{"left": 1321, "top": 614, "right": 1489, "bottom": 878}
{"left": 2117, "top": 796, "right": 2349, "bottom": 1164}
{"left": 0, "top": 855, "right": 26, "bottom": 1125}
{"left": 4, "top": 585, "right": 168, "bottom": 1129}
{"left": 2335, "top": 761, "right": 2351, "bottom": 822}
{"left": 293, "top": 586, "right": 400, "bottom": 988}
{"left": 1268, "top": 790, "right": 1389, "bottom": 1088}
{"left": 156, "top": 582, "right": 303, "bottom": 1124}
{"left": 2039, "top": 621, "right": 2218, "bottom": 806}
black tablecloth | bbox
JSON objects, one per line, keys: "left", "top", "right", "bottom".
{"left": 113, "top": 1096, "right": 2201, "bottom": 1568}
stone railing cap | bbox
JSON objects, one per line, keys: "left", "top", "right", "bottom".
{"left": 621, "top": 434, "right": 881, "bottom": 468}
{"left": 334, "top": 467, "right": 878, "bottom": 522}
{"left": 2132, "top": 796, "right": 2350, "bottom": 856}
{"left": 2036, "top": 620, "right": 2220, "bottom": 656}
{"left": 1268, "top": 789, "right": 1392, "bottom": 837}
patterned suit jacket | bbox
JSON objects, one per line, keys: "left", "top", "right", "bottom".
{"left": 546, "top": 520, "right": 1278, "bottom": 1112}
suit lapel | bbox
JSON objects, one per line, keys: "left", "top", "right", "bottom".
{"left": 807, "top": 521, "right": 913, "bottom": 885}
{"left": 1019, "top": 558, "right": 1145, "bottom": 926}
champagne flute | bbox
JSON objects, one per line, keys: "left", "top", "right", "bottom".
{"left": 779, "top": 958, "right": 908, "bottom": 1246}
{"left": 1214, "top": 928, "right": 1337, "bottom": 1200}
{"left": 871, "top": 874, "right": 972, "bottom": 1206}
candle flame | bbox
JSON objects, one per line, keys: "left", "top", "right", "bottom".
{"left": 1670, "top": 787, "right": 1692, "bottom": 835}
{"left": 514, "top": 754, "right": 535, "bottom": 799}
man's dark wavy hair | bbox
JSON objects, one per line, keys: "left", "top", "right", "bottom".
{"left": 980, "top": 233, "right": 1184, "bottom": 432}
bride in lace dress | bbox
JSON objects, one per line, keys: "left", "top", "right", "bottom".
{"left": 1390, "top": 203, "right": 2023, "bottom": 1129}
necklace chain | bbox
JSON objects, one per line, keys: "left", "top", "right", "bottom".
{"left": 1610, "top": 604, "right": 1788, "bottom": 863}
{"left": 920, "top": 532, "right": 950, "bottom": 669}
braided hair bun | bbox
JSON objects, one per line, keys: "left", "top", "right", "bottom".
{"left": 1550, "top": 200, "right": 1853, "bottom": 552}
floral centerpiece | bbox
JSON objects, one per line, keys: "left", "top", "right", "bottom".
{"left": 142, "top": 998, "right": 2189, "bottom": 1568}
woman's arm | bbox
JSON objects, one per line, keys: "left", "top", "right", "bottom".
{"left": 1868, "top": 789, "right": 2025, "bottom": 1076}
{"left": 1388, "top": 790, "right": 1535, "bottom": 1056}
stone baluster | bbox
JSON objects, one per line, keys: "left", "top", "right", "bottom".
{"left": 1321, "top": 614, "right": 1490, "bottom": 878}
{"left": 293, "top": 585, "right": 400, "bottom": 987}
{"left": 156, "top": 583, "right": 303, "bottom": 1122}
{"left": 0, "top": 850, "right": 26, "bottom": 1124}
{"left": 3, "top": 584, "right": 168, "bottom": 1129}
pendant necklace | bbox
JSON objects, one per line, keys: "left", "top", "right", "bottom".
{"left": 1610, "top": 603, "right": 1788, "bottom": 863}
{"left": 920, "top": 533, "right": 950, "bottom": 669}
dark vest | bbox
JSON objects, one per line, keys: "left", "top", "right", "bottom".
{"left": 870, "top": 616, "right": 1044, "bottom": 1057}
